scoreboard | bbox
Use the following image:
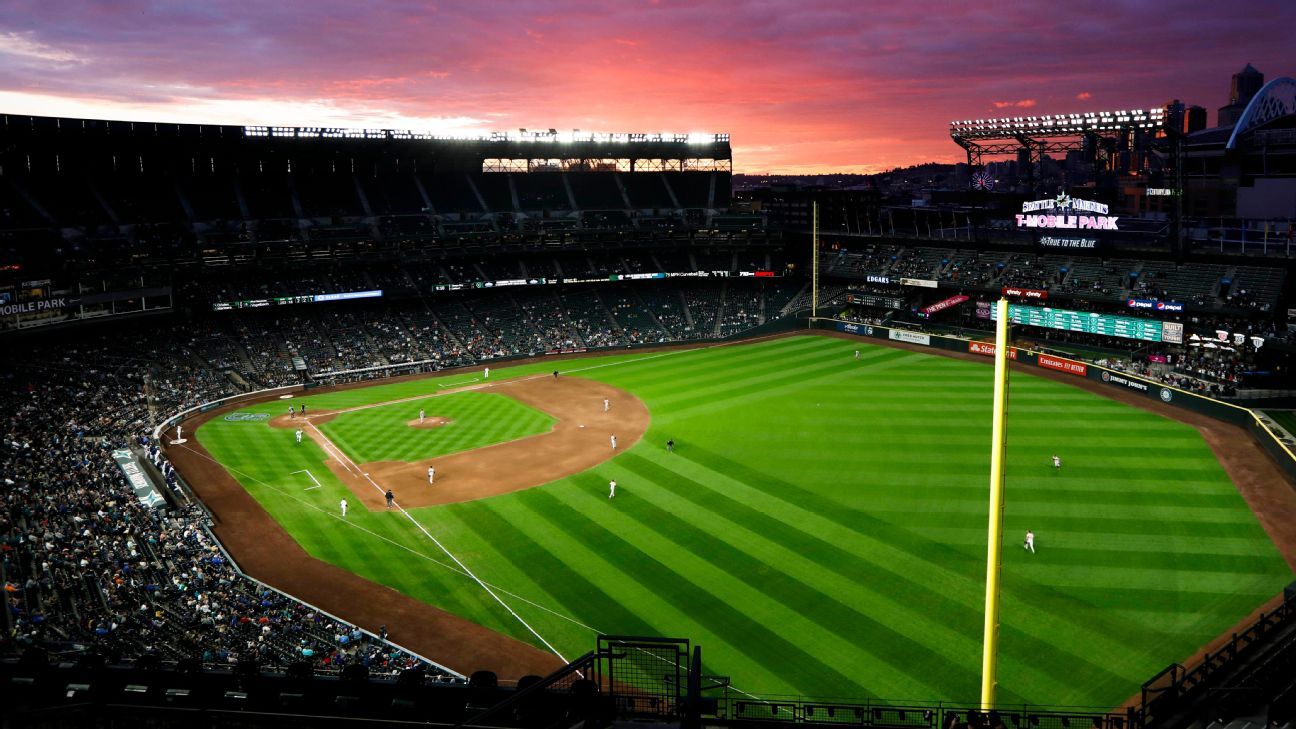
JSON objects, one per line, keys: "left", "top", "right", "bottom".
{"left": 991, "top": 303, "right": 1182, "bottom": 343}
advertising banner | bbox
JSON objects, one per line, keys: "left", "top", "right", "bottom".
{"left": 968, "top": 341, "right": 1018, "bottom": 359}
{"left": 1038, "top": 235, "right": 1099, "bottom": 250}
{"left": 113, "top": 450, "right": 165, "bottom": 510}
{"left": 1001, "top": 286, "right": 1048, "bottom": 300}
{"left": 888, "top": 329, "right": 931, "bottom": 346}
{"left": 1126, "top": 298, "right": 1182, "bottom": 312}
{"left": 866, "top": 274, "right": 892, "bottom": 285}
{"left": 900, "top": 278, "right": 938, "bottom": 288}
{"left": 1037, "top": 354, "right": 1087, "bottom": 376}
{"left": 836, "top": 321, "right": 875, "bottom": 337}
{"left": 975, "top": 301, "right": 992, "bottom": 320}
{"left": 920, "top": 295, "right": 969, "bottom": 315}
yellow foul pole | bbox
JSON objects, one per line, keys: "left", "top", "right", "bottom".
{"left": 981, "top": 297, "right": 1011, "bottom": 710}
{"left": 811, "top": 202, "right": 819, "bottom": 318}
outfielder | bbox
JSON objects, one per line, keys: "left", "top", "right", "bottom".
{"left": 295, "top": 429, "right": 303, "bottom": 444}
{"left": 608, "top": 480, "right": 616, "bottom": 498}
{"left": 1024, "top": 529, "right": 1036, "bottom": 553}
{"left": 1052, "top": 454, "right": 1061, "bottom": 469}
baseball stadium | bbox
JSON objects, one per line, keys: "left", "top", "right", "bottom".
{"left": 4, "top": 65, "right": 1296, "bottom": 729}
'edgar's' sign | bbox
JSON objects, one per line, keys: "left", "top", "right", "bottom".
{"left": 1015, "top": 193, "right": 1118, "bottom": 231}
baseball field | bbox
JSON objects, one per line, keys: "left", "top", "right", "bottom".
{"left": 191, "top": 333, "right": 1293, "bottom": 708}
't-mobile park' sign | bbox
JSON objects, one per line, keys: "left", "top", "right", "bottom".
{"left": 1016, "top": 193, "right": 1119, "bottom": 230}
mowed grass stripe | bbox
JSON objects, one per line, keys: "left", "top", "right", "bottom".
{"left": 521, "top": 479, "right": 873, "bottom": 698}
{"left": 645, "top": 446, "right": 1157, "bottom": 689}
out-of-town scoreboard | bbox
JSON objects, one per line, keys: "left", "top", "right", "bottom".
{"left": 991, "top": 303, "right": 1182, "bottom": 343}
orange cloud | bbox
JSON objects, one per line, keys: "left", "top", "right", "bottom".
{"left": 1076, "top": 91, "right": 1092, "bottom": 100}
{"left": 993, "top": 99, "right": 1036, "bottom": 109}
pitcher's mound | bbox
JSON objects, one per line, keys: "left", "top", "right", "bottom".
{"left": 407, "top": 417, "right": 452, "bottom": 429}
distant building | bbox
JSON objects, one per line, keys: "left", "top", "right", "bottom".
{"left": 1217, "top": 63, "right": 1264, "bottom": 127}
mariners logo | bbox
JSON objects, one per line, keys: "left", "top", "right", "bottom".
{"left": 224, "top": 412, "right": 270, "bottom": 422}
{"left": 1159, "top": 388, "right": 1173, "bottom": 403}
{"left": 1100, "top": 371, "right": 1111, "bottom": 382}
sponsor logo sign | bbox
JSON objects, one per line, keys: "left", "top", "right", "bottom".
{"left": 975, "top": 301, "right": 992, "bottom": 320}
{"left": 1100, "top": 370, "right": 1150, "bottom": 392}
{"left": 1159, "top": 388, "right": 1174, "bottom": 402}
{"left": 839, "top": 322, "right": 875, "bottom": 337}
{"left": 968, "top": 341, "right": 1017, "bottom": 359}
{"left": 1161, "top": 321, "right": 1184, "bottom": 344}
{"left": 920, "top": 295, "right": 969, "bottom": 315}
{"left": 888, "top": 329, "right": 931, "bottom": 346}
{"left": 899, "top": 277, "right": 938, "bottom": 288}
{"left": 1016, "top": 193, "right": 1119, "bottom": 230}
{"left": 224, "top": 412, "right": 271, "bottom": 422}
{"left": 1001, "top": 286, "right": 1048, "bottom": 300}
{"left": 1037, "top": 354, "right": 1086, "bottom": 376}
{"left": 1127, "top": 298, "right": 1182, "bottom": 312}
{"left": 0, "top": 297, "right": 70, "bottom": 316}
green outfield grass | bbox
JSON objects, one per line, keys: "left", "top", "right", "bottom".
{"left": 196, "top": 334, "right": 1293, "bottom": 708}
{"left": 319, "top": 391, "right": 555, "bottom": 464}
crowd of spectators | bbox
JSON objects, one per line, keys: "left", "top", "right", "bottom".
{"left": 823, "top": 244, "right": 1287, "bottom": 313}
{"left": 0, "top": 344, "right": 448, "bottom": 678}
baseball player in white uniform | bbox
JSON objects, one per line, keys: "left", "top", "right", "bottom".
{"left": 484, "top": 367, "right": 490, "bottom": 379}
{"left": 1024, "top": 530, "right": 1036, "bottom": 553}
{"left": 609, "top": 480, "right": 616, "bottom": 498}
{"left": 1052, "top": 454, "right": 1061, "bottom": 469}
{"left": 419, "top": 408, "right": 425, "bottom": 423}
{"left": 603, "top": 398, "right": 610, "bottom": 412}
{"left": 340, "top": 498, "right": 348, "bottom": 518}
{"left": 610, "top": 434, "right": 617, "bottom": 450}
{"left": 295, "top": 429, "right": 303, "bottom": 444}
{"left": 427, "top": 466, "right": 435, "bottom": 485}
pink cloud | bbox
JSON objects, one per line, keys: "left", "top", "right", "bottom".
{"left": 0, "top": 1, "right": 1292, "bottom": 173}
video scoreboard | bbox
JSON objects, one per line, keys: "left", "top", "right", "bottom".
{"left": 992, "top": 303, "right": 1182, "bottom": 344}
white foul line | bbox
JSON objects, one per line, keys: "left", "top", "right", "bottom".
{"left": 290, "top": 469, "right": 323, "bottom": 490}
{"left": 303, "top": 420, "right": 568, "bottom": 663}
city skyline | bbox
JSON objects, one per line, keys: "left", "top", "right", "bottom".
{"left": 1, "top": 0, "right": 1293, "bottom": 174}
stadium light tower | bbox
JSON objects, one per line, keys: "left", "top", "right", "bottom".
{"left": 981, "top": 297, "right": 1011, "bottom": 710}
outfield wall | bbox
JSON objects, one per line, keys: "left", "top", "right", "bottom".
{"left": 810, "top": 317, "right": 1296, "bottom": 482}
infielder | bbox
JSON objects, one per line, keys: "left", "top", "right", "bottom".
{"left": 1052, "top": 454, "right": 1061, "bottom": 469}
{"left": 484, "top": 367, "right": 490, "bottom": 379}
{"left": 340, "top": 498, "right": 348, "bottom": 518}
{"left": 603, "top": 398, "right": 610, "bottom": 412}
{"left": 1024, "top": 529, "right": 1036, "bottom": 553}
{"left": 610, "top": 434, "right": 617, "bottom": 451}
{"left": 295, "top": 429, "right": 303, "bottom": 444}
{"left": 427, "top": 466, "right": 435, "bottom": 485}
{"left": 608, "top": 480, "right": 616, "bottom": 498}
{"left": 854, "top": 350, "right": 860, "bottom": 360}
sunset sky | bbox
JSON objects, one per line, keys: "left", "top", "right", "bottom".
{"left": 1, "top": 0, "right": 1293, "bottom": 173}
